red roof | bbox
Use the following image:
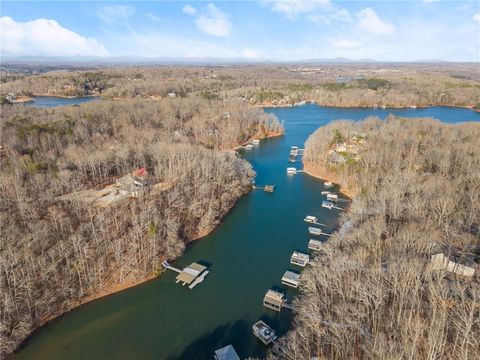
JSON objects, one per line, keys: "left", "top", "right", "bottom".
{"left": 132, "top": 167, "right": 147, "bottom": 177}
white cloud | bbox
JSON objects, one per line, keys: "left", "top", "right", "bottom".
{"left": 356, "top": 8, "right": 395, "bottom": 35}
{"left": 194, "top": 4, "right": 231, "bottom": 37}
{"left": 241, "top": 48, "right": 259, "bottom": 59}
{"left": 97, "top": 5, "right": 135, "bottom": 24}
{"left": 268, "top": 0, "right": 330, "bottom": 20}
{"left": 145, "top": 13, "right": 165, "bottom": 22}
{"left": 329, "top": 37, "right": 361, "bottom": 49}
{"left": 332, "top": 8, "right": 352, "bottom": 23}
{"left": 182, "top": 5, "right": 197, "bottom": 16}
{"left": 0, "top": 16, "right": 109, "bottom": 57}
{"left": 473, "top": 14, "right": 480, "bottom": 24}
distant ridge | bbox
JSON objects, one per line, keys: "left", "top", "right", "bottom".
{"left": 1, "top": 54, "right": 476, "bottom": 66}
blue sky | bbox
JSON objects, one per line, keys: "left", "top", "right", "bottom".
{"left": 1, "top": 1, "right": 479, "bottom": 61}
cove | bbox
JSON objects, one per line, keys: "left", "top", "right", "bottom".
{"left": 13, "top": 105, "right": 480, "bottom": 360}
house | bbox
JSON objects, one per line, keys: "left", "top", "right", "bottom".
{"left": 430, "top": 253, "right": 475, "bottom": 277}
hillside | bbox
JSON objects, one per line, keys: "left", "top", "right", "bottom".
{"left": 0, "top": 98, "right": 283, "bottom": 356}
{"left": 273, "top": 117, "right": 480, "bottom": 359}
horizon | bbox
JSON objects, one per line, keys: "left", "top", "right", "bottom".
{"left": 1, "top": 0, "right": 479, "bottom": 63}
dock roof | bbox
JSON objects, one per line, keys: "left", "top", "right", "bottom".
{"left": 175, "top": 262, "right": 207, "bottom": 284}
{"left": 214, "top": 345, "right": 240, "bottom": 360}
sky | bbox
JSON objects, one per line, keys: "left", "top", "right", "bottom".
{"left": 1, "top": 0, "right": 479, "bottom": 62}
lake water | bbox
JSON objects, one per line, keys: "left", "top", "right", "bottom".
{"left": 26, "top": 96, "right": 99, "bottom": 108}
{"left": 13, "top": 105, "right": 479, "bottom": 360}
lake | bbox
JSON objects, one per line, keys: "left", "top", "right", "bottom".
{"left": 13, "top": 105, "right": 479, "bottom": 360}
{"left": 25, "top": 96, "right": 99, "bottom": 108}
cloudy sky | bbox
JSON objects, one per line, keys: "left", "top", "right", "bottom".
{"left": 1, "top": 0, "right": 479, "bottom": 61}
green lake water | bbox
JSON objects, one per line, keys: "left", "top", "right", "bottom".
{"left": 14, "top": 104, "right": 480, "bottom": 360}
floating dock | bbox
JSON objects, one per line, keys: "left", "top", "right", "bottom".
{"left": 162, "top": 261, "right": 210, "bottom": 289}
{"left": 322, "top": 200, "right": 334, "bottom": 209}
{"left": 263, "top": 185, "right": 275, "bottom": 193}
{"left": 290, "top": 251, "right": 310, "bottom": 267}
{"left": 308, "top": 226, "right": 323, "bottom": 236}
{"left": 308, "top": 239, "right": 323, "bottom": 251}
{"left": 304, "top": 215, "right": 318, "bottom": 223}
{"left": 263, "top": 289, "right": 286, "bottom": 311}
{"left": 322, "top": 200, "right": 344, "bottom": 211}
{"left": 327, "top": 193, "right": 338, "bottom": 202}
{"left": 324, "top": 181, "right": 334, "bottom": 189}
{"left": 252, "top": 320, "right": 277, "bottom": 345}
{"left": 281, "top": 271, "right": 300, "bottom": 288}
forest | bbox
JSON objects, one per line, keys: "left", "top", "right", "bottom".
{"left": 0, "top": 98, "right": 283, "bottom": 356}
{"left": 1, "top": 63, "right": 479, "bottom": 109}
{"left": 273, "top": 116, "right": 480, "bottom": 359}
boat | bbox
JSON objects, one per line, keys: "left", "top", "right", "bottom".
{"left": 252, "top": 139, "right": 260, "bottom": 145}
{"left": 326, "top": 193, "right": 338, "bottom": 202}
{"left": 308, "top": 226, "right": 322, "bottom": 236}
{"left": 287, "top": 167, "right": 297, "bottom": 174}
{"left": 290, "top": 251, "right": 310, "bottom": 267}
{"left": 290, "top": 149, "right": 298, "bottom": 156}
{"left": 245, "top": 144, "right": 253, "bottom": 150}
{"left": 304, "top": 215, "right": 318, "bottom": 223}
{"left": 252, "top": 320, "right": 277, "bottom": 345}
{"left": 322, "top": 200, "right": 334, "bottom": 209}
{"left": 288, "top": 155, "right": 296, "bottom": 162}
{"left": 321, "top": 190, "right": 331, "bottom": 195}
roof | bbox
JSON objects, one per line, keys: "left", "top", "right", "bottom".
{"left": 175, "top": 262, "right": 207, "bottom": 284}
{"left": 264, "top": 290, "right": 285, "bottom": 305}
{"left": 132, "top": 167, "right": 148, "bottom": 177}
{"left": 214, "top": 345, "right": 240, "bottom": 360}
{"left": 282, "top": 271, "right": 300, "bottom": 282}
{"left": 292, "top": 251, "right": 310, "bottom": 260}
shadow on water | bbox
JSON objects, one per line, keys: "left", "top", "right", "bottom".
{"left": 167, "top": 319, "right": 257, "bottom": 360}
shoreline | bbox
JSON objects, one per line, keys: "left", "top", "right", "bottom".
{"left": 258, "top": 100, "right": 480, "bottom": 113}
{"left": 303, "top": 160, "right": 357, "bottom": 199}
{"left": 13, "top": 129, "right": 284, "bottom": 356}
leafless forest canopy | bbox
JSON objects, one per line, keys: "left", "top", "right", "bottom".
{"left": 273, "top": 117, "right": 480, "bottom": 360}
{"left": 1, "top": 64, "right": 479, "bottom": 359}
{"left": 0, "top": 98, "right": 283, "bottom": 356}
{"left": 1, "top": 63, "right": 479, "bottom": 109}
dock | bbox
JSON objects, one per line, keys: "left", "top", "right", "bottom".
{"left": 252, "top": 320, "right": 277, "bottom": 345}
{"left": 308, "top": 239, "right": 323, "bottom": 251}
{"left": 281, "top": 271, "right": 300, "bottom": 288}
{"left": 290, "top": 251, "right": 310, "bottom": 267}
{"left": 324, "top": 181, "right": 334, "bottom": 189}
{"left": 263, "top": 289, "right": 286, "bottom": 311}
{"left": 253, "top": 184, "right": 275, "bottom": 193}
{"left": 162, "top": 261, "right": 210, "bottom": 289}
{"left": 214, "top": 345, "right": 240, "bottom": 360}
